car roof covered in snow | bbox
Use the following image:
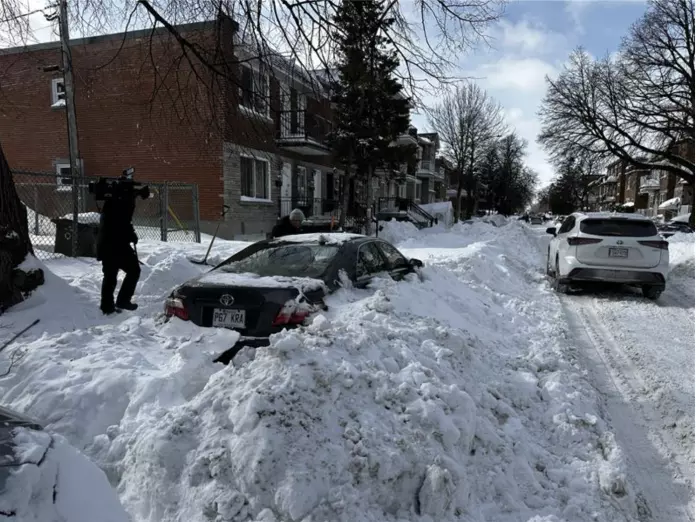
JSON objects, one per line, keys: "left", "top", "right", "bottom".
{"left": 270, "top": 232, "right": 367, "bottom": 245}
{"left": 573, "top": 211, "right": 652, "bottom": 221}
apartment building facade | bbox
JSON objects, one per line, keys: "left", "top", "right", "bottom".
{"left": 0, "top": 16, "right": 442, "bottom": 239}
{"left": 586, "top": 141, "right": 694, "bottom": 219}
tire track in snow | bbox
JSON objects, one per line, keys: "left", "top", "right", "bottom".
{"left": 561, "top": 296, "right": 694, "bottom": 522}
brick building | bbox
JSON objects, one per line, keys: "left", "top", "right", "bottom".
{"left": 0, "top": 17, "right": 445, "bottom": 239}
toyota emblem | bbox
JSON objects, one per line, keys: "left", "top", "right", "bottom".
{"left": 219, "top": 294, "right": 234, "bottom": 306}
{"left": 616, "top": 240, "right": 624, "bottom": 245}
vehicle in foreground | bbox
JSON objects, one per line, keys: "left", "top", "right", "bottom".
{"left": 165, "top": 233, "right": 423, "bottom": 361}
{"left": 546, "top": 212, "right": 669, "bottom": 299}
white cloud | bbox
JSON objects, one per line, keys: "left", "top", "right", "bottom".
{"left": 472, "top": 57, "right": 557, "bottom": 92}
{"left": 490, "top": 19, "right": 568, "bottom": 55}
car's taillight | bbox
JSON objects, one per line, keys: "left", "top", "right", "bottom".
{"left": 165, "top": 297, "right": 189, "bottom": 321}
{"left": 272, "top": 309, "right": 310, "bottom": 326}
{"left": 638, "top": 240, "right": 669, "bottom": 250}
{"left": 567, "top": 237, "right": 603, "bottom": 246}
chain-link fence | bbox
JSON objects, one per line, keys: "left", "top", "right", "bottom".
{"left": 12, "top": 170, "right": 201, "bottom": 260}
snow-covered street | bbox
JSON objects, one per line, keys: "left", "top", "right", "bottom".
{"left": 0, "top": 219, "right": 693, "bottom": 522}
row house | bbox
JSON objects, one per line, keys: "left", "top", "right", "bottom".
{"left": 0, "top": 15, "right": 442, "bottom": 240}
{"left": 586, "top": 142, "right": 694, "bottom": 219}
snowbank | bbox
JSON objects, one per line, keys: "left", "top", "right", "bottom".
{"left": 667, "top": 232, "right": 695, "bottom": 286}
{"left": 2, "top": 428, "right": 129, "bottom": 522}
{"left": 0, "top": 222, "right": 639, "bottom": 522}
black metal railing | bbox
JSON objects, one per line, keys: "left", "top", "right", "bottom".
{"left": 278, "top": 197, "right": 367, "bottom": 232}
{"left": 277, "top": 110, "right": 331, "bottom": 145}
{"left": 376, "top": 197, "right": 437, "bottom": 227}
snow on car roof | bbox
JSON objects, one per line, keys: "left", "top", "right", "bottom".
{"left": 271, "top": 232, "right": 365, "bottom": 244}
{"left": 577, "top": 211, "right": 651, "bottom": 220}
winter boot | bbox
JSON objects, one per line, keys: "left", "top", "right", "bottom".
{"left": 116, "top": 301, "right": 138, "bottom": 311}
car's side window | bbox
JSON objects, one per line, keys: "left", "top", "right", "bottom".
{"left": 559, "top": 216, "right": 575, "bottom": 234}
{"left": 376, "top": 241, "right": 408, "bottom": 269}
{"left": 356, "top": 243, "right": 388, "bottom": 277}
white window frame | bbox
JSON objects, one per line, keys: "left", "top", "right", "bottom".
{"left": 51, "top": 78, "right": 66, "bottom": 107}
{"left": 239, "top": 154, "right": 272, "bottom": 202}
{"left": 238, "top": 64, "right": 271, "bottom": 120}
{"left": 55, "top": 163, "right": 72, "bottom": 191}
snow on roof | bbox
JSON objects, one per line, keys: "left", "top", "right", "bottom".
{"left": 578, "top": 211, "right": 651, "bottom": 220}
{"left": 418, "top": 136, "right": 432, "bottom": 145}
{"left": 658, "top": 197, "right": 681, "bottom": 209}
{"left": 272, "top": 232, "right": 365, "bottom": 244}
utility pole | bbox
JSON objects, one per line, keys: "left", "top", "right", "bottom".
{"left": 58, "top": 0, "right": 82, "bottom": 255}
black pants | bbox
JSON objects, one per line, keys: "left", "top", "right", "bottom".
{"left": 100, "top": 246, "right": 141, "bottom": 310}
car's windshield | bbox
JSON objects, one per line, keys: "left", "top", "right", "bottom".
{"left": 580, "top": 219, "right": 658, "bottom": 237}
{"left": 217, "top": 243, "right": 339, "bottom": 278}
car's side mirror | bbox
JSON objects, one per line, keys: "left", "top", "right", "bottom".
{"left": 409, "top": 258, "right": 424, "bottom": 268}
{"left": 546, "top": 227, "right": 557, "bottom": 236}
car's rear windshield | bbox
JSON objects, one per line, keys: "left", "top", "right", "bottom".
{"left": 217, "top": 243, "right": 339, "bottom": 278}
{"left": 580, "top": 218, "right": 658, "bottom": 237}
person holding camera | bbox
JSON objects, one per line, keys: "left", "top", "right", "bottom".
{"left": 96, "top": 181, "right": 142, "bottom": 315}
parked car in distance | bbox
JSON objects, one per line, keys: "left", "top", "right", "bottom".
{"left": 530, "top": 215, "right": 544, "bottom": 225}
{"left": 657, "top": 215, "right": 694, "bottom": 238}
{"left": 545, "top": 212, "right": 669, "bottom": 299}
{"left": 165, "top": 233, "right": 424, "bottom": 362}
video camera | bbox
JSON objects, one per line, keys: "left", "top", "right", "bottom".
{"left": 88, "top": 167, "right": 151, "bottom": 202}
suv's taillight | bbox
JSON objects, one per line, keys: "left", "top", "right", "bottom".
{"left": 567, "top": 237, "right": 602, "bottom": 246}
{"left": 165, "top": 297, "right": 189, "bottom": 321}
{"left": 638, "top": 240, "right": 669, "bottom": 250}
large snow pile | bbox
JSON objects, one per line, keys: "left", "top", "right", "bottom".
{"left": 2, "top": 428, "right": 129, "bottom": 522}
{"left": 0, "top": 225, "right": 641, "bottom": 521}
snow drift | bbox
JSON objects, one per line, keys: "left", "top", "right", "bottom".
{"left": 0, "top": 224, "right": 646, "bottom": 521}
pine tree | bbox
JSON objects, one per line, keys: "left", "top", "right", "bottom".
{"left": 328, "top": 0, "right": 413, "bottom": 231}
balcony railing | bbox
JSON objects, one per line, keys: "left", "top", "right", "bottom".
{"left": 277, "top": 110, "right": 331, "bottom": 155}
{"left": 639, "top": 176, "right": 660, "bottom": 192}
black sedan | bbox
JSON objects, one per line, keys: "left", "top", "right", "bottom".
{"left": 165, "top": 233, "right": 423, "bottom": 362}
{"left": 658, "top": 220, "right": 694, "bottom": 238}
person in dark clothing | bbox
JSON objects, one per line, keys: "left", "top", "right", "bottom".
{"left": 96, "top": 193, "right": 141, "bottom": 315}
{"left": 272, "top": 208, "right": 305, "bottom": 238}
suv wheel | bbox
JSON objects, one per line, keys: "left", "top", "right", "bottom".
{"left": 642, "top": 285, "right": 664, "bottom": 300}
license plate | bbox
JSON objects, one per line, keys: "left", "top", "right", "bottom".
{"left": 608, "top": 247, "right": 629, "bottom": 258}
{"left": 212, "top": 308, "right": 246, "bottom": 328}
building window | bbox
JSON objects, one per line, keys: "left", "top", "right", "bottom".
{"left": 56, "top": 163, "right": 72, "bottom": 191}
{"left": 240, "top": 155, "right": 270, "bottom": 200}
{"left": 51, "top": 78, "right": 66, "bottom": 107}
{"left": 239, "top": 65, "right": 269, "bottom": 118}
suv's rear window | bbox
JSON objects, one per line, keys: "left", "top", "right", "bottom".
{"left": 580, "top": 219, "right": 657, "bottom": 237}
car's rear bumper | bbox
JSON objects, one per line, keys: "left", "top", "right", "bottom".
{"left": 562, "top": 267, "right": 666, "bottom": 286}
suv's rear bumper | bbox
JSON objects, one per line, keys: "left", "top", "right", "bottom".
{"left": 561, "top": 267, "right": 665, "bottom": 285}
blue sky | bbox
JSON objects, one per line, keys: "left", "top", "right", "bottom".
{"left": 411, "top": 0, "right": 649, "bottom": 187}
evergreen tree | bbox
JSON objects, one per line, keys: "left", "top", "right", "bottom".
{"left": 328, "top": 0, "right": 413, "bottom": 231}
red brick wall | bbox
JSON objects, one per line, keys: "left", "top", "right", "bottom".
{"left": 0, "top": 24, "right": 228, "bottom": 221}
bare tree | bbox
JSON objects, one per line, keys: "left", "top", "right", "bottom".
{"left": 538, "top": 0, "right": 694, "bottom": 185}
{"left": 429, "top": 81, "right": 505, "bottom": 220}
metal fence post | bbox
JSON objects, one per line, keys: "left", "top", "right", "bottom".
{"left": 71, "top": 175, "right": 79, "bottom": 256}
{"left": 160, "top": 182, "right": 169, "bottom": 242}
{"left": 191, "top": 183, "right": 201, "bottom": 243}
{"left": 33, "top": 185, "right": 39, "bottom": 235}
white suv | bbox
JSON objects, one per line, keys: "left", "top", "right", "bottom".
{"left": 546, "top": 212, "right": 669, "bottom": 299}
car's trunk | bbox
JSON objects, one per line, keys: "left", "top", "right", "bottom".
{"left": 179, "top": 283, "right": 302, "bottom": 337}
{"left": 573, "top": 218, "right": 664, "bottom": 269}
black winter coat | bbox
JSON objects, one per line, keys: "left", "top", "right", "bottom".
{"left": 96, "top": 199, "right": 138, "bottom": 260}
{"left": 271, "top": 216, "right": 302, "bottom": 238}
